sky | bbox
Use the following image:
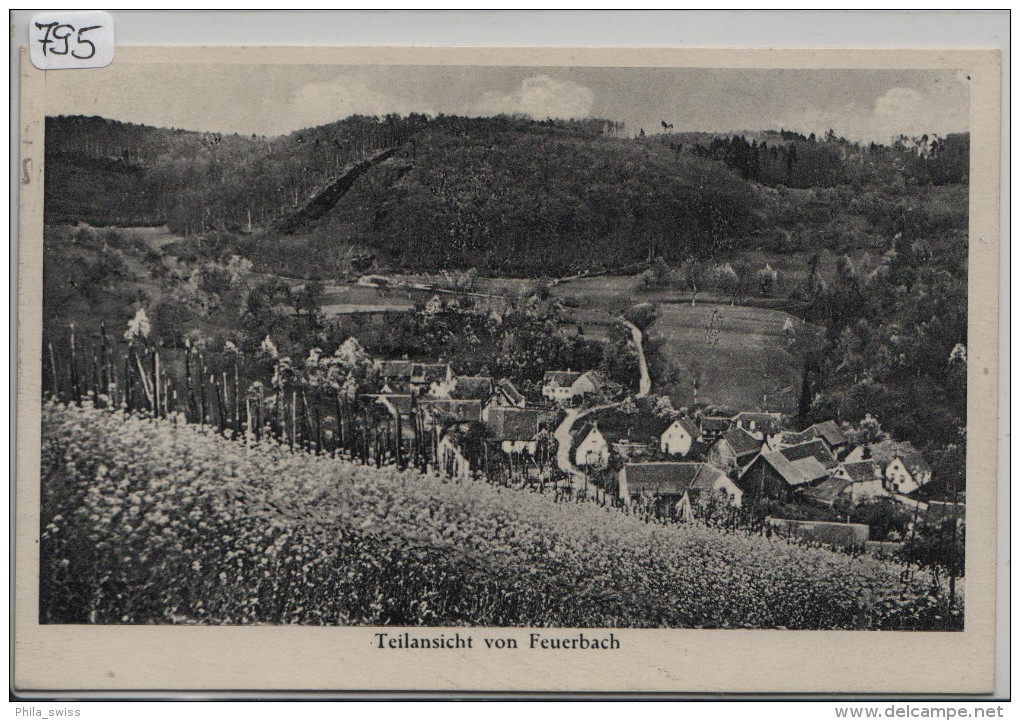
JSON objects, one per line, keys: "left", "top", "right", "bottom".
{"left": 44, "top": 64, "right": 970, "bottom": 144}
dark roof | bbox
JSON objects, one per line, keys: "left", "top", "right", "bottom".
{"left": 721, "top": 428, "right": 762, "bottom": 457}
{"left": 417, "top": 398, "right": 481, "bottom": 423}
{"left": 486, "top": 407, "right": 539, "bottom": 442}
{"left": 863, "top": 440, "right": 931, "bottom": 476}
{"left": 662, "top": 416, "right": 701, "bottom": 440}
{"left": 622, "top": 462, "right": 727, "bottom": 497}
{"left": 686, "top": 439, "right": 713, "bottom": 460}
{"left": 377, "top": 359, "right": 413, "bottom": 379}
{"left": 579, "top": 370, "right": 608, "bottom": 389}
{"left": 411, "top": 363, "right": 451, "bottom": 384}
{"left": 774, "top": 429, "right": 815, "bottom": 447}
{"left": 450, "top": 376, "right": 494, "bottom": 401}
{"left": 779, "top": 439, "right": 838, "bottom": 470}
{"left": 841, "top": 460, "right": 881, "bottom": 483}
{"left": 746, "top": 451, "right": 830, "bottom": 487}
{"left": 494, "top": 378, "right": 525, "bottom": 405}
{"left": 733, "top": 411, "right": 784, "bottom": 434}
{"left": 700, "top": 416, "right": 732, "bottom": 432}
{"left": 801, "top": 476, "right": 852, "bottom": 505}
{"left": 543, "top": 370, "right": 582, "bottom": 388}
{"left": 808, "top": 420, "right": 848, "bottom": 447}
{"left": 894, "top": 442, "right": 932, "bottom": 475}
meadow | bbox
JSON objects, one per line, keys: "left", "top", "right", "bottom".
{"left": 644, "top": 302, "right": 821, "bottom": 413}
{"left": 40, "top": 403, "right": 958, "bottom": 629}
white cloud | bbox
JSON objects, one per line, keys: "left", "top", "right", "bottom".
{"left": 775, "top": 83, "right": 968, "bottom": 144}
{"left": 472, "top": 75, "right": 595, "bottom": 120}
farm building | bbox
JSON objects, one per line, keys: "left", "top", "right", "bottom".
{"left": 804, "top": 420, "right": 849, "bottom": 454}
{"left": 410, "top": 363, "right": 455, "bottom": 397}
{"left": 738, "top": 450, "right": 830, "bottom": 503}
{"left": 778, "top": 439, "right": 839, "bottom": 472}
{"left": 731, "top": 411, "right": 784, "bottom": 441}
{"left": 698, "top": 415, "right": 732, "bottom": 441}
{"left": 449, "top": 376, "right": 494, "bottom": 401}
{"left": 541, "top": 370, "right": 607, "bottom": 404}
{"left": 417, "top": 398, "right": 482, "bottom": 429}
{"left": 571, "top": 421, "right": 609, "bottom": 468}
{"left": 618, "top": 462, "right": 742, "bottom": 512}
{"left": 659, "top": 416, "right": 702, "bottom": 456}
{"left": 707, "top": 428, "right": 762, "bottom": 471}
{"left": 845, "top": 440, "right": 932, "bottom": 494}
{"left": 831, "top": 460, "right": 887, "bottom": 502}
{"left": 487, "top": 379, "right": 526, "bottom": 409}
{"left": 437, "top": 432, "right": 472, "bottom": 480}
{"left": 766, "top": 428, "right": 815, "bottom": 451}
{"left": 800, "top": 476, "right": 854, "bottom": 508}
{"left": 486, "top": 407, "right": 540, "bottom": 455}
{"left": 376, "top": 359, "right": 413, "bottom": 384}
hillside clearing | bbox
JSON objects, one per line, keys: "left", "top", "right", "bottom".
{"left": 646, "top": 303, "right": 822, "bottom": 413}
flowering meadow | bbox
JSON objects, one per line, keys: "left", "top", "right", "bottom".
{"left": 40, "top": 403, "right": 959, "bottom": 629}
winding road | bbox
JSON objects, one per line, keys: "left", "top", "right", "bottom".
{"left": 553, "top": 318, "right": 651, "bottom": 502}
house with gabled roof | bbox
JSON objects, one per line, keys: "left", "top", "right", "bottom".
{"left": 659, "top": 416, "right": 702, "bottom": 456}
{"left": 376, "top": 359, "right": 413, "bottom": 381}
{"left": 416, "top": 398, "right": 482, "bottom": 430}
{"left": 731, "top": 411, "right": 784, "bottom": 440}
{"left": 738, "top": 450, "right": 831, "bottom": 503}
{"left": 485, "top": 406, "right": 540, "bottom": 455}
{"left": 831, "top": 460, "right": 887, "bottom": 502}
{"left": 766, "top": 428, "right": 815, "bottom": 451}
{"left": 845, "top": 439, "right": 933, "bottom": 494}
{"left": 410, "top": 362, "right": 455, "bottom": 397}
{"left": 707, "top": 428, "right": 762, "bottom": 471}
{"left": 698, "top": 415, "right": 732, "bottom": 441}
{"left": 805, "top": 420, "right": 849, "bottom": 454}
{"left": 779, "top": 439, "right": 838, "bottom": 472}
{"left": 541, "top": 369, "right": 607, "bottom": 405}
{"left": 618, "top": 461, "right": 743, "bottom": 511}
{"left": 490, "top": 378, "right": 526, "bottom": 408}
{"left": 571, "top": 420, "right": 609, "bottom": 468}
{"left": 800, "top": 476, "right": 854, "bottom": 508}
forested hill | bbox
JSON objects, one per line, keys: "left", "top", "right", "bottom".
{"left": 45, "top": 114, "right": 968, "bottom": 277}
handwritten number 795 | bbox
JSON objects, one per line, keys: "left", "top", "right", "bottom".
{"left": 34, "top": 22, "right": 100, "bottom": 60}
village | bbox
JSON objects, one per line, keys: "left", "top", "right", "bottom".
{"left": 356, "top": 331, "right": 962, "bottom": 552}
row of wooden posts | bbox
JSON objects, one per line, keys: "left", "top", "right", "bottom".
{"left": 44, "top": 324, "right": 568, "bottom": 490}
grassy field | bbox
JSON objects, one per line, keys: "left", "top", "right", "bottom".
{"left": 646, "top": 302, "right": 822, "bottom": 413}
{"left": 40, "top": 403, "right": 956, "bottom": 629}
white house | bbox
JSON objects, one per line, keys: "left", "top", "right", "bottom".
{"left": 731, "top": 411, "right": 784, "bottom": 441}
{"left": 845, "top": 440, "right": 932, "bottom": 495}
{"left": 410, "top": 363, "right": 456, "bottom": 397}
{"left": 659, "top": 417, "right": 702, "bottom": 456}
{"left": 618, "top": 462, "right": 743, "bottom": 510}
{"left": 541, "top": 370, "right": 606, "bottom": 404}
{"left": 832, "top": 460, "right": 888, "bottom": 501}
{"left": 572, "top": 421, "right": 609, "bottom": 467}
{"left": 486, "top": 407, "right": 540, "bottom": 455}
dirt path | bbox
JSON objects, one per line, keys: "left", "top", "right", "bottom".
{"left": 553, "top": 318, "right": 651, "bottom": 503}
{"left": 620, "top": 318, "right": 651, "bottom": 398}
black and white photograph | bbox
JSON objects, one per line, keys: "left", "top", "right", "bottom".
{"left": 13, "top": 36, "right": 1003, "bottom": 696}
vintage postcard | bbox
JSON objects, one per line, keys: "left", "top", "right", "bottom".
{"left": 14, "top": 46, "right": 1001, "bottom": 694}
